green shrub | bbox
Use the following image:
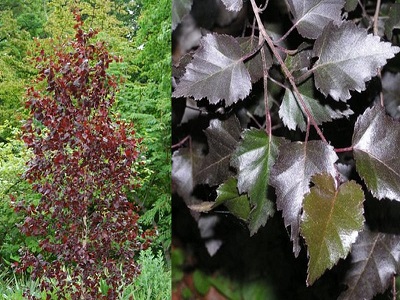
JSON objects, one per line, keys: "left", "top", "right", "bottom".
{"left": 0, "top": 124, "right": 40, "bottom": 269}
{"left": 120, "top": 248, "right": 171, "bottom": 300}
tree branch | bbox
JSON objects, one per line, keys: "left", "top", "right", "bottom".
{"left": 259, "top": 33, "right": 272, "bottom": 136}
{"left": 249, "top": 0, "right": 327, "bottom": 143}
{"left": 334, "top": 146, "right": 353, "bottom": 153}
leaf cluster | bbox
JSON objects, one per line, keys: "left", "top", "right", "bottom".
{"left": 172, "top": 0, "right": 400, "bottom": 298}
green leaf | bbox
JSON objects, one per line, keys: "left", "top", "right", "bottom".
{"left": 188, "top": 177, "right": 250, "bottom": 220}
{"left": 352, "top": 105, "right": 400, "bottom": 201}
{"left": 344, "top": 0, "right": 358, "bottom": 12}
{"left": 286, "top": 0, "right": 345, "bottom": 39}
{"left": 339, "top": 228, "right": 400, "bottom": 300}
{"left": 215, "top": 177, "right": 250, "bottom": 220}
{"left": 209, "top": 275, "right": 241, "bottom": 300}
{"left": 172, "top": 33, "right": 252, "bottom": 106}
{"left": 270, "top": 141, "right": 338, "bottom": 257}
{"left": 241, "top": 280, "right": 277, "bottom": 300}
{"left": 301, "top": 173, "right": 364, "bottom": 285}
{"left": 280, "top": 78, "right": 353, "bottom": 131}
{"left": 313, "top": 21, "right": 400, "bottom": 101}
{"left": 195, "top": 116, "right": 241, "bottom": 186}
{"left": 99, "top": 279, "right": 110, "bottom": 296}
{"left": 193, "top": 270, "right": 211, "bottom": 295}
{"left": 231, "top": 130, "right": 287, "bottom": 235}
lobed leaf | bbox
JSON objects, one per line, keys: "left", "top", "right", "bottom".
{"left": 231, "top": 130, "right": 287, "bottom": 235}
{"left": 270, "top": 141, "right": 338, "bottom": 257}
{"left": 286, "top": 0, "right": 344, "bottom": 39}
{"left": 339, "top": 228, "right": 400, "bottom": 300}
{"left": 313, "top": 21, "right": 400, "bottom": 101}
{"left": 301, "top": 173, "right": 364, "bottom": 285}
{"left": 352, "top": 104, "right": 400, "bottom": 201}
{"left": 172, "top": 33, "right": 251, "bottom": 106}
{"left": 195, "top": 116, "right": 241, "bottom": 186}
{"left": 280, "top": 78, "right": 353, "bottom": 131}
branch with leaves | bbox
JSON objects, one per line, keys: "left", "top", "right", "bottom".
{"left": 173, "top": 0, "right": 400, "bottom": 298}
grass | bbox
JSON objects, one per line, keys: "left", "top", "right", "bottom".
{"left": 0, "top": 248, "right": 171, "bottom": 299}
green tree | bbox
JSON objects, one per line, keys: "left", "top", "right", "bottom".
{"left": 0, "top": 7, "right": 40, "bottom": 131}
{"left": 117, "top": 0, "right": 171, "bottom": 255}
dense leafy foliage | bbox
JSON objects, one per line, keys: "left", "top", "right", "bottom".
{"left": 0, "top": 125, "right": 41, "bottom": 269}
{"left": 13, "top": 14, "right": 153, "bottom": 299}
{"left": 172, "top": 0, "right": 400, "bottom": 298}
{"left": 121, "top": 248, "right": 171, "bottom": 300}
{"left": 0, "top": 3, "right": 40, "bottom": 131}
{"left": 116, "top": 0, "right": 171, "bottom": 254}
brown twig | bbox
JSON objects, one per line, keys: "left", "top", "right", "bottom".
{"left": 172, "top": 135, "right": 190, "bottom": 149}
{"left": 373, "top": 0, "right": 382, "bottom": 36}
{"left": 249, "top": 0, "right": 327, "bottom": 143}
{"left": 259, "top": 32, "right": 272, "bottom": 136}
{"left": 335, "top": 146, "right": 354, "bottom": 153}
{"left": 258, "top": 0, "right": 269, "bottom": 12}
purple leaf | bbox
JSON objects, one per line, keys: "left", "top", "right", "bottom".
{"left": 195, "top": 116, "right": 241, "bottom": 186}
{"left": 172, "top": 146, "right": 204, "bottom": 203}
{"left": 280, "top": 78, "right": 353, "bottom": 131}
{"left": 172, "top": 33, "right": 251, "bottom": 106}
{"left": 352, "top": 104, "right": 400, "bottom": 201}
{"left": 270, "top": 141, "right": 338, "bottom": 257}
{"left": 313, "top": 21, "right": 400, "bottom": 101}
{"left": 339, "top": 228, "right": 400, "bottom": 300}
{"left": 287, "top": 0, "right": 344, "bottom": 39}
